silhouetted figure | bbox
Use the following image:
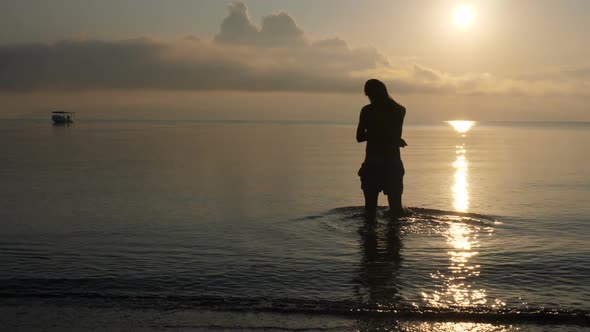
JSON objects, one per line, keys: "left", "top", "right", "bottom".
{"left": 356, "top": 79, "right": 407, "bottom": 221}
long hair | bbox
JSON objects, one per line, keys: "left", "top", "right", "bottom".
{"left": 364, "top": 79, "right": 396, "bottom": 106}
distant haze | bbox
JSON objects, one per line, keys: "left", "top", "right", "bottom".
{"left": 1, "top": 0, "right": 589, "bottom": 121}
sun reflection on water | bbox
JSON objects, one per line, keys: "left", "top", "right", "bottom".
{"left": 396, "top": 321, "right": 511, "bottom": 332}
{"left": 448, "top": 120, "right": 475, "bottom": 133}
{"left": 422, "top": 220, "right": 489, "bottom": 308}
{"left": 448, "top": 121, "right": 474, "bottom": 213}
{"left": 452, "top": 153, "right": 469, "bottom": 213}
{"left": 421, "top": 121, "right": 495, "bottom": 309}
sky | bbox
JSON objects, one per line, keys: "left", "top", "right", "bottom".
{"left": 1, "top": 0, "right": 589, "bottom": 122}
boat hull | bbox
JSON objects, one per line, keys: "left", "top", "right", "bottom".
{"left": 52, "top": 115, "right": 73, "bottom": 124}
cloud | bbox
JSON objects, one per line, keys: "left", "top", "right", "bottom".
{"left": 214, "top": 2, "right": 259, "bottom": 45}
{"left": 0, "top": 39, "right": 166, "bottom": 91}
{"left": 0, "top": 37, "right": 375, "bottom": 93}
{"left": 413, "top": 64, "right": 441, "bottom": 81}
{"left": 0, "top": 1, "right": 587, "bottom": 97}
{"left": 215, "top": 2, "right": 305, "bottom": 47}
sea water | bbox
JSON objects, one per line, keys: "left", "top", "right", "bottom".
{"left": 0, "top": 119, "right": 588, "bottom": 331}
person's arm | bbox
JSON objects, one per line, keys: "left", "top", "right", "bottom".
{"left": 399, "top": 106, "right": 407, "bottom": 147}
{"left": 356, "top": 108, "right": 368, "bottom": 142}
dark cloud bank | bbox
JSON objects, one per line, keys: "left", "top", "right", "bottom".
{"left": 0, "top": 2, "right": 583, "bottom": 96}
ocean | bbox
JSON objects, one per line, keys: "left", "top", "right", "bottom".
{"left": 0, "top": 119, "right": 588, "bottom": 331}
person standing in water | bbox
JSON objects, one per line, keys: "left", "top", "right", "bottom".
{"left": 356, "top": 79, "right": 408, "bottom": 221}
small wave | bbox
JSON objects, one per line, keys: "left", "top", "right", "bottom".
{"left": 408, "top": 207, "right": 497, "bottom": 221}
{"left": 161, "top": 324, "right": 348, "bottom": 331}
{"left": 1, "top": 291, "right": 588, "bottom": 326}
{"left": 293, "top": 206, "right": 498, "bottom": 236}
{"left": 319, "top": 206, "right": 497, "bottom": 223}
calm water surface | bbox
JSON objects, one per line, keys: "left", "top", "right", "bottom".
{"left": 0, "top": 119, "right": 589, "bottom": 330}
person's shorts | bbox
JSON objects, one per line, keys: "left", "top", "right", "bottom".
{"left": 358, "top": 158, "right": 404, "bottom": 195}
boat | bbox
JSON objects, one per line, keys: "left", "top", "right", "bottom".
{"left": 52, "top": 111, "right": 74, "bottom": 124}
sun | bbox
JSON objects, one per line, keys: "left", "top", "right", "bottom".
{"left": 452, "top": 4, "right": 475, "bottom": 28}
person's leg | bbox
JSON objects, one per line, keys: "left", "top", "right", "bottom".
{"left": 387, "top": 192, "right": 403, "bottom": 217}
{"left": 387, "top": 175, "right": 406, "bottom": 218}
{"left": 387, "top": 190, "right": 413, "bottom": 218}
{"left": 363, "top": 190, "right": 378, "bottom": 222}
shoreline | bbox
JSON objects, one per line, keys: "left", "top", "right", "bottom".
{"left": 1, "top": 299, "right": 588, "bottom": 331}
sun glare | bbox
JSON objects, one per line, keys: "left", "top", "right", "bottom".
{"left": 448, "top": 120, "right": 475, "bottom": 133}
{"left": 452, "top": 4, "right": 475, "bottom": 28}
